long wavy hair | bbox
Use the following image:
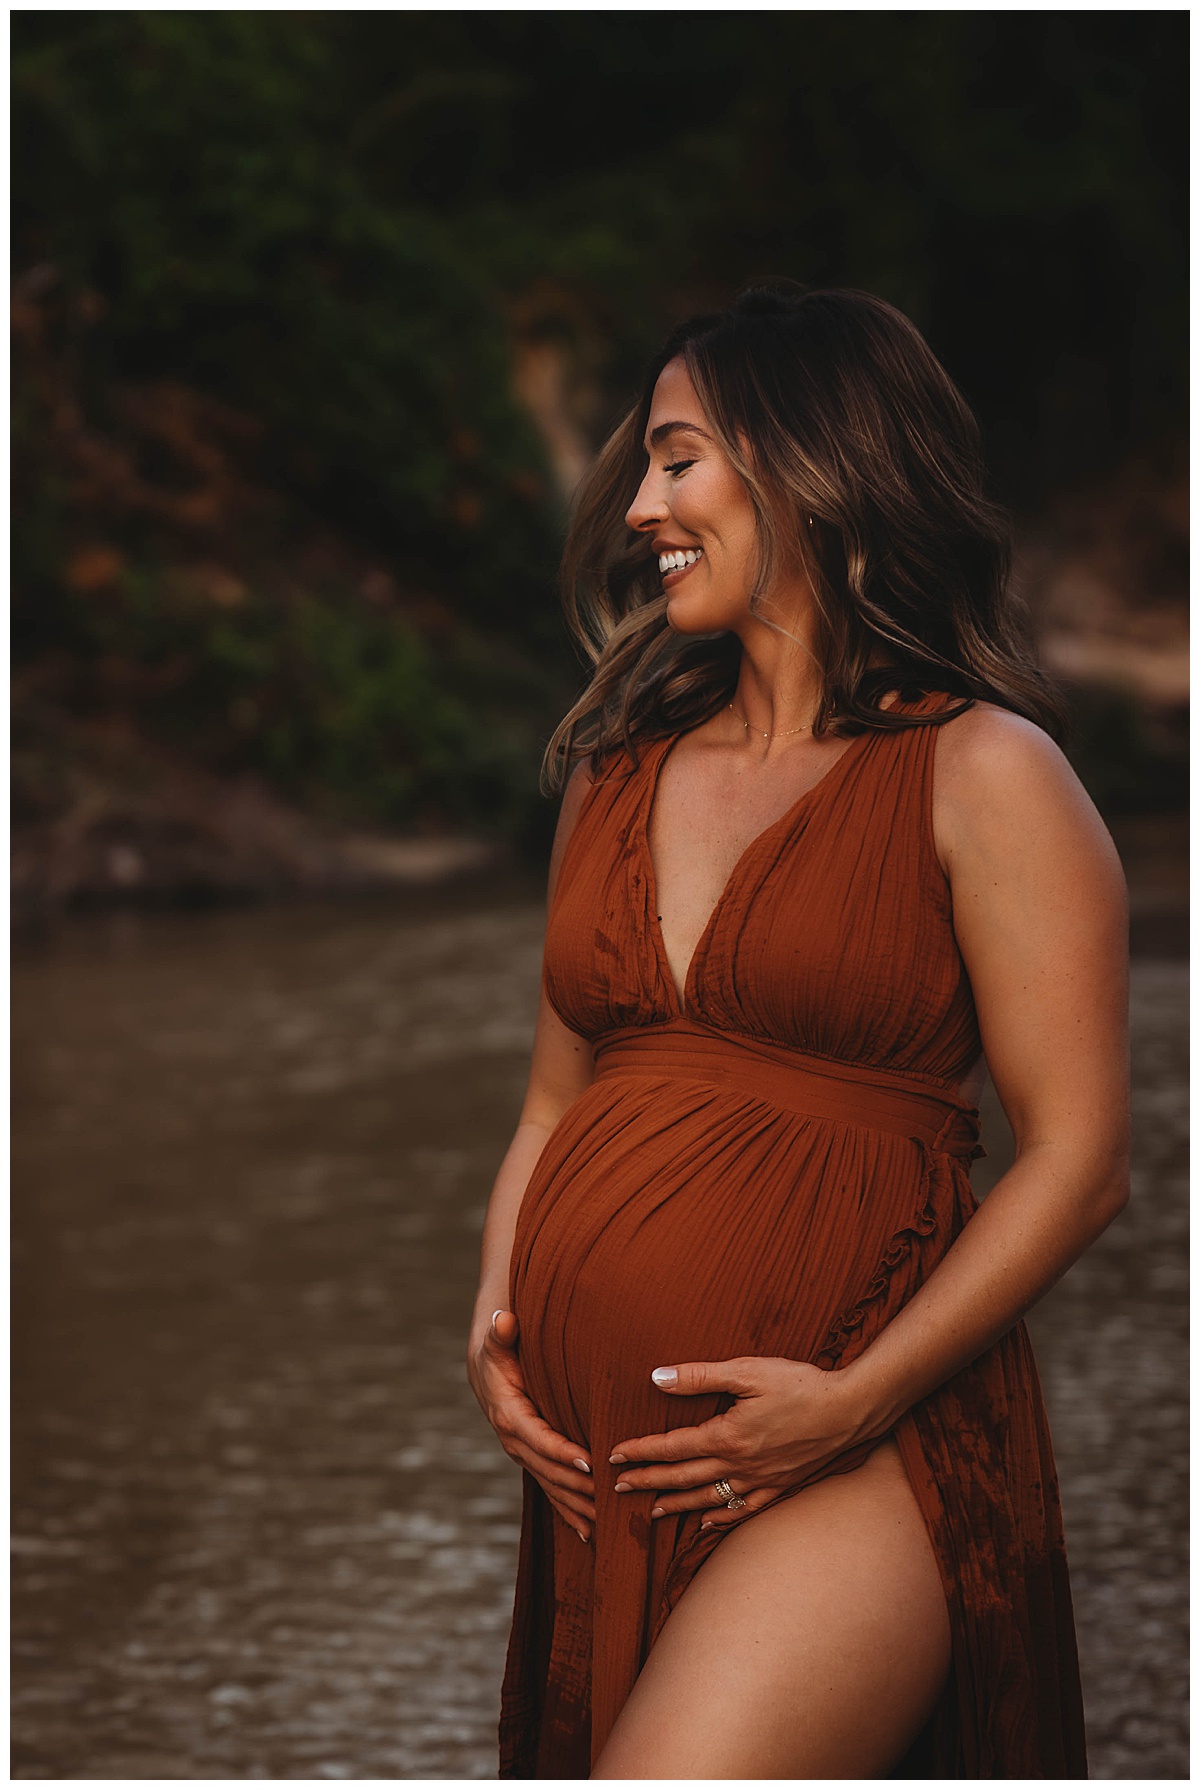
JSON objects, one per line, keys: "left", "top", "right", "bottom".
{"left": 541, "top": 283, "right": 1066, "bottom": 793}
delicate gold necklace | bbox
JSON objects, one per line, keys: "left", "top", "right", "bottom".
{"left": 728, "top": 701, "right": 813, "bottom": 738}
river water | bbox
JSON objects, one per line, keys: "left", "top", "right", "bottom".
{"left": 12, "top": 879, "right": 1187, "bottom": 1779}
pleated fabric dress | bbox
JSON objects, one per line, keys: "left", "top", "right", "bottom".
{"left": 499, "top": 687, "right": 1087, "bottom": 1779}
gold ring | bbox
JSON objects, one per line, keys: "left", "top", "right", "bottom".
{"left": 713, "top": 1478, "right": 745, "bottom": 1509}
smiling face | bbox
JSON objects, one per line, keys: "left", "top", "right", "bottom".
{"left": 624, "top": 356, "right": 766, "bottom": 636}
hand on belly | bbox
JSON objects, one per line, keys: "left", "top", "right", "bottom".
{"left": 603, "top": 1353, "right": 884, "bottom": 1533}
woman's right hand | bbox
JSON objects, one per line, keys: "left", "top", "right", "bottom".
{"left": 468, "top": 1308, "right": 596, "bottom": 1543}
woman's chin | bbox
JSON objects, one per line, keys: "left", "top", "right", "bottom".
{"left": 664, "top": 595, "right": 739, "bottom": 636}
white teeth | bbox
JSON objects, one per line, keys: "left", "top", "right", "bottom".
{"left": 658, "top": 548, "right": 703, "bottom": 575}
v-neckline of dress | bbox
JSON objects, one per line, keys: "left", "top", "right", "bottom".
{"left": 640, "top": 704, "right": 903, "bottom": 1018}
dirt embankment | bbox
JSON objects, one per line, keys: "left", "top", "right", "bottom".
{"left": 11, "top": 740, "right": 506, "bottom": 922}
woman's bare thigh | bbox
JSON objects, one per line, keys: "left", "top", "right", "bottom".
{"left": 591, "top": 1438, "right": 951, "bottom": 1780}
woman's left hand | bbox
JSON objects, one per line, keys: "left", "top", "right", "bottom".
{"left": 608, "top": 1355, "right": 886, "bottom": 1530}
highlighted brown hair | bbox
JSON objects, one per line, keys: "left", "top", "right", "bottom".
{"left": 542, "top": 283, "right": 1066, "bottom": 792}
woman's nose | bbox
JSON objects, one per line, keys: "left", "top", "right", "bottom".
{"left": 624, "top": 472, "right": 664, "bottom": 535}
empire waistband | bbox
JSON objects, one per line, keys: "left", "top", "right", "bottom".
{"left": 591, "top": 1019, "right": 984, "bottom": 1161}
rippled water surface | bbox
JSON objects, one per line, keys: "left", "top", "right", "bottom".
{"left": 12, "top": 885, "right": 1187, "bottom": 1778}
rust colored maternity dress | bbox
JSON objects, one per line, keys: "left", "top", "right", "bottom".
{"left": 500, "top": 687, "right": 1088, "bottom": 1779}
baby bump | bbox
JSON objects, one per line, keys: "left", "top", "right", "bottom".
{"left": 510, "top": 1078, "right": 927, "bottom": 1454}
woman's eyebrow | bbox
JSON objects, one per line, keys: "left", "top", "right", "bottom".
{"left": 646, "top": 420, "right": 714, "bottom": 450}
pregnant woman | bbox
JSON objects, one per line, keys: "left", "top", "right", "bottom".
{"left": 467, "top": 284, "right": 1129, "bottom": 1778}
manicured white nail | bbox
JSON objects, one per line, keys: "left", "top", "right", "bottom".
{"left": 700, "top": 1520, "right": 713, "bottom": 1531}
{"left": 650, "top": 1505, "right": 665, "bottom": 1519}
{"left": 608, "top": 1452, "right": 627, "bottom": 1465}
{"left": 573, "top": 1458, "right": 591, "bottom": 1473}
{"left": 651, "top": 1366, "right": 677, "bottom": 1388}
{"left": 576, "top": 1528, "right": 589, "bottom": 1544}
{"left": 491, "top": 1310, "right": 503, "bottom": 1326}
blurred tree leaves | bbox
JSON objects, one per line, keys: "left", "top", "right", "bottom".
{"left": 13, "top": 12, "right": 556, "bottom": 612}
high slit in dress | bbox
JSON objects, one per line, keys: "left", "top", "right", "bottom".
{"left": 498, "top": 686, "right": 1088, "bottom": 1778}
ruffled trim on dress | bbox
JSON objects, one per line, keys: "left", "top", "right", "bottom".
{"left": 814, "top": 1140, "right": 943, "bottom": 1371}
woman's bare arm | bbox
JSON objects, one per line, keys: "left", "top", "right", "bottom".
{"left": 845, "top": 702, "right": 1131, "bottom": 1428}
{"left": 470, "top": 982, "right": 596, "bottom": 1336}
{"left": 466, "top": 759, "right": 600, "bottom": 1538}
{"left": 469, "top": 761, "right": 597, "bottom": 1336}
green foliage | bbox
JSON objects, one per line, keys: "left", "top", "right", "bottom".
{"left": 13, "top": 14, "right": 559, "bottom": 608}
{"left": 19, "top": 555, "right": 566, "bottom": 839}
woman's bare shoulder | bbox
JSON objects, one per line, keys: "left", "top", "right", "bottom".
{"left": 935, "top": 698, "right": 1075, "bottom": 800}
{"left": 931, "top": 698, "right": 1122, "bottom": 882}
